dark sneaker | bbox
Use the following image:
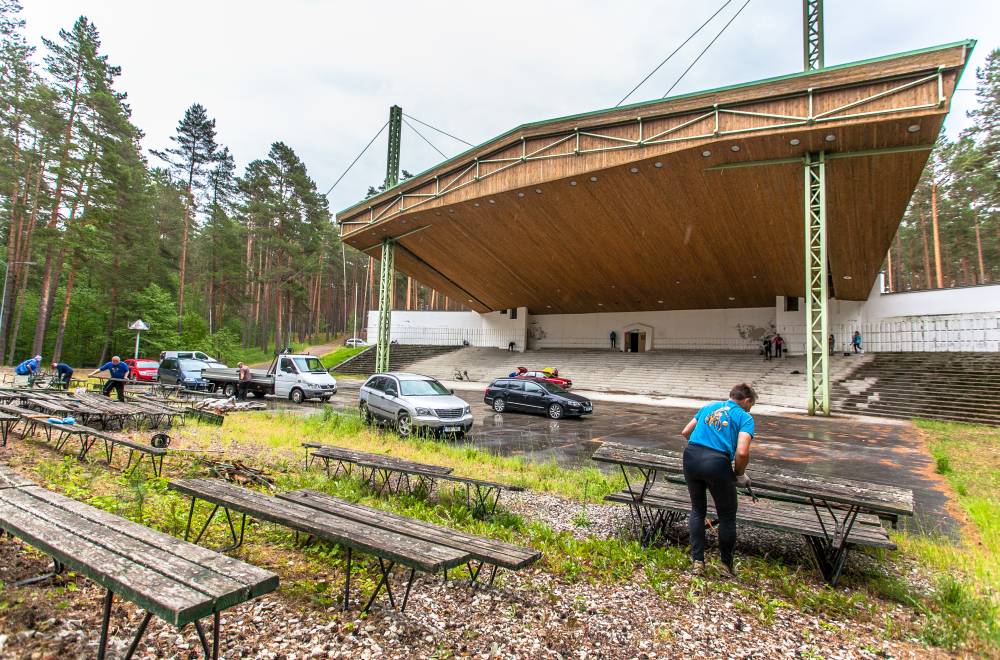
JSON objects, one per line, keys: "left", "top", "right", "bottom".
{"left": 721, "top": 560, "right": 738, "bottom": 579}
{"left": 690, "top": 560, "right": 707, "bottom": 576}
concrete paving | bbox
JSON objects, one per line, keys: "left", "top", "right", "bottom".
{"left": 323, "top": 381, "right": 955, "bottom": 535}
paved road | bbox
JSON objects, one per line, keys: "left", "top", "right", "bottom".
{"left": 315, "top": 382, "right": 953, "bottom": 534}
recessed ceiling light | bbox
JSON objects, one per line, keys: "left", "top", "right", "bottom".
{"left": 570, "top": 181, "right": 577, "bottom": 186}
{"left": 701, "top": 150, "right": 712, "bottom": 157}
{"left": 534, "top": 188, "right": 542, "bottom": 194}
{"left": 467, "top": 299, "right": 472, "bottom": 303}
{"left": 657, "top": 299, "right": 664, "bottom": 304}
{"left": 597, "top": 303, "right": 604, "bottom": 306}
{"left": 654, "top": 162, "right": 663, "bottom": 168}
{"left": 907, "top": 124, "right": 920, "bottom": 133}
{"left": 435, "top": 211, "right": 440, "bottom": 215}
{"left": 590, "top": 176, "right": 598, "bottom": 182}
{"left": 675, "top": 280, "right": 680, "bottom": 284}
{"left": 517, "top": 192, "right": 525, "bottom": 197}
{"left": 789, "top": 138, "right": 800, "bottom": 146}
{"left": 728, "top": 296, "right": 736, "bottom": 301}
{"left": 752, "top": 274, "right": 758, "bottom": 279}
{"left": 489, "top": 199, "right": 495, "bottom": 204}
{"left": 730, "top": 145, "right": 741, "bottom": 152}
{"left": 629, "top": 167, "right": 639, "bottom": 173}
{"left": 825, "top": 134, "right": 836, "bottom": 142}
{"left": 611, "top": 285, "right": 616, "bottom": 288}
{"left": 448, "top": 209, "right": 454, "bottom": 213}
{"left": 546, "top": 305, "right": 551, "bottom": 308}
{"left": 473, "top": 202, "right": 480, "bottom": 207}
{"left": 401, "top": 220, "right": 406, "bottom": 224}
{"left": 842, "top": 275, "right": 853, "bottom": 280}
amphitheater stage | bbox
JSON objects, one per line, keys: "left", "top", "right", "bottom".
{"left": 329, "top": 381, "right": 956, "bottom": 535}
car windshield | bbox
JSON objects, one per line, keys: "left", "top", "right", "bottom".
{"left": 292, "top": 357, "right": 326, "bottom": 373}
{"left": 535, "top": 380, "right": 567, "bottom": 394}
{"left": 179, "top": 359, "right": 207, "bottom": 372}
{"left": 136, "top": 360, "right": 158, "bottom": 368}
{"left": 399, "top": 379, "right": 450, "bottom": 396}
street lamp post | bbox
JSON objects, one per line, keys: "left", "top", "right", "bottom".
{"left": 0, "top": 260, "right": 37, "bottom": 348}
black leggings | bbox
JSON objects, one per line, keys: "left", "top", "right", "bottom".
{"left": 683, "top": 443, "right": 738, "bottom": 564}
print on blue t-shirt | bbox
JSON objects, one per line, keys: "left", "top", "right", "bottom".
{"left": 688, "top": 399, "right": 755, "bottom": 461}
{"left": 99, "top": 361, "right": 131, "bottom": 380}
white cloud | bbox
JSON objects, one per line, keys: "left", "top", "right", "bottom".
{"left": 21, "top": 0, "right": 999, "bottom": 213}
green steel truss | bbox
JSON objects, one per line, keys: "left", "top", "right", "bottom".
{"left": 385, "top": 105, "right": 402, "bottom": 189}
{"left": 375, "top": 238, "right": 395, "bottom": 373}
{"left": 803, "top": 0, "right": 824, "bottom": 70}
{"left": 804, "top": 152, "right": 830, "bottom": 415}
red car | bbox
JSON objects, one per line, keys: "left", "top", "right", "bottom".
{"left": 517, "top": 370, "right": 573, "bottom": 390}
{"left": 126, "top": 358, "right": 160, "bottom": 381}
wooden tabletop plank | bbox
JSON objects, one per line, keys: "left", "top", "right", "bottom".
{"left": 0, "top": 501, "right": 217, "bottom": 626}
{"left": 170, "top": 479, "right": 468, "bottom": 572}
{"left": 309, "top": 444, "right": 454, "bottom": 476}
{"left": 0, "top": 465, "right": 37, "bottom": 490}
{"left": 279, "top": 489, "right": 540, "bottom": 569}
{"left": 27, "top": 487, "right": 277, "bottom": 596}
{"left": 593, "top": 442, "right": 913, "bottom": 516}
{"left": 1, "top": 488, "right": 253, "bottom": 608}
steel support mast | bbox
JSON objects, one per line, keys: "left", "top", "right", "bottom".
{"left": 804, "top": 153, "right": 830, "bottom": 415}
{"left": 803, "top": 0, "right": 824, "bottom": 70}
{"left": 375, "top": 106, "right": 403, "bottom": 373}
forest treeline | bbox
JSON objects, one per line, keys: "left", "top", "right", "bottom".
{"left": 1, "top": 3, "right": 996, "bottom": 366}
{"left": 886, "top": 48, "right": 998, "bottom": 292}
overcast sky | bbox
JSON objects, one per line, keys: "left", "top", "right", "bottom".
{"left": 21, "top": 0, "right": 999, "bottom": 215}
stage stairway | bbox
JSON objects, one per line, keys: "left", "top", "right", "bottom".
{"left": 832, "top": 352, "right": 1000, "bottom": 426}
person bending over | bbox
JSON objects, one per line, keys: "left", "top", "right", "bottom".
{"left": 680, "top": 383, "right": 756, "bottom": 577}
{"left": 89, "top": 356, "right": 130, "bottom": 402}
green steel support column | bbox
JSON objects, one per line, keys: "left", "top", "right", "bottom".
{"left": 804, "top": 152, "right": 830, "bottom": 416}
{"left": 376, "top": 105, "right": 402, "bottom": 373}
{"left": 385, "top": 105, "right": 402, "bottom": 189}
{"left": 375, "top": 238, "right": 395, "bottom": 373}
{"left": 803, "top": 0, "right": 824, "bottom": 70}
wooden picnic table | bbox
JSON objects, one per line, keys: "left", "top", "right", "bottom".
{"left": 0, "top": 412, "right": 19, "bottom": 447}
{"left": 0, "top": 466, "right": 277, "bottom": 658}
{"left": 170, "top": 478, "right": 467, "bottom": 612}
{"left": 592, "top": 441, "right": 913, "bottom": 585}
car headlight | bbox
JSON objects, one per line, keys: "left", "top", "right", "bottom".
{"left": 415, "top": 407, "right": 435, "bottom": 416}
{"left": 463, "top": 406, "right": 471, "bottom": 415}
{"left": 568, "top": 401, "right": 580, "bottom": 407}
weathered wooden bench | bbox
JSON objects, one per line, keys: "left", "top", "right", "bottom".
{"left": 0, "top": 466, "right": 277, "bottom": 659}
{"left": 593, "top": 441, "right": 912, "bottom": 585}
{"left": 24, "top": 419, "right": 96, "bottom": 460}
{"left": 84, "top": 429, "right": 168, "bottom": 477}
{"left": 170, "top": 478, "right": 468, "bottom": 612}
{"left": 0, "top": 412, "right": 19, "bottom": 447}
{"left": 303, "top": 442, "right": 453, "bottom": 480}
{"left": 279, "top": 489, "right": 541, "bottom": 586}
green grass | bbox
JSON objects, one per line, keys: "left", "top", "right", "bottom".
{"left": 320, "top": 346, "right": 368, "bottom": 369}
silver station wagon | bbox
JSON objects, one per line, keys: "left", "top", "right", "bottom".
{"left": 358, "top": 372, "right": 474, "bottom": 438}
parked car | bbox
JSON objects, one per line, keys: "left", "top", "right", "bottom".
{"left": 516, "top": 370, "right": 573, "bottom": 390}
{"left": 159, "top": 350, "right": 226, "bottom": 368}
{"left": 157, "top": 358, "right": 213, "bottom": 390}
{"left": 125, "top": 358, "right": 159, "bottom": 382}
{"left": 345, "top": 338, "right": 368, "bottom": 347}
{"left": 202, "top": 353, "right": 337, "bottom": 403}
{"left": 485, "top": 378, "right": 592, "bottom": 419}
{"left": 359, "top": 372, "right": 473, "bottom": 438}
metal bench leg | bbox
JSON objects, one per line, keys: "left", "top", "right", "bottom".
{"left": 194, "top": 611, "right": 221, "bottom": 660}
{"left": 190, "top": 503, "right": 221, "bottom": 545}
{"left": 467, "top": 561, "right": 483, "bottom": 583}
{"left": 362, "top": 559, "right": 396, "bottom": 613}
{"left": 153, "top": 453, "right": 164, "bottom": 477}
{"left": 97, "top": 589, "right": 114, "bottom": 660}
{"left": 487, "top": 565, "right": 499, "bottom": 587}
{"left": 14, "top": 557, "right": 65, "bottom": 586}
{"left": 220, "top": 508, "right": 246, "bottom": 552}
{"left": 123, "top": 611, "right": 153, "bottom": 659}
{"left": 400, "top": 568, "right": 417, "bottom": 612}
{"left": 343, "top": 547, "right": 352, "bottom": 611}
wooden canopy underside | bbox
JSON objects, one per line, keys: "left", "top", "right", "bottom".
{"left": 338, "top": 43, "right": 973, "bottom": 315}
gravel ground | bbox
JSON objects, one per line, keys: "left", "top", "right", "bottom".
{"left": 0, "top": 432, "right": 948, "bottom": 659}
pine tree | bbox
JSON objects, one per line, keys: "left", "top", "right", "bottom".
{"left": 152, "top": 103, "right": 219, "bottom": 331}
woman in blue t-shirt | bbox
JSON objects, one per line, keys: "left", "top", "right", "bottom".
{"left": 680, "top": 383, "right": 757, "bottom": 577}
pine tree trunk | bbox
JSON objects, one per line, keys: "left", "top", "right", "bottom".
{"left": 974, "top": 221, "right": 986, "bottom": 284}
{"left": 930, "top": 183, "right": 943, "bottom": 288}
{"left": 919, "top": 212, "right": 932, "bottom": 289}
{"left": 51, "top": 265, "right": 76, "bottom": 363}
{"left": 886, "top": 248, "right": 894, "bottom": 292}
{"left": 177, "top": 191, "right": 192, "bottom": 331}
{"left": 98, "top": 255, "right": 122, "bottom": 365}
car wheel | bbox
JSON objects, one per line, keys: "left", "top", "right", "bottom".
{"left": 396, "top": 411, "right": 412, "bottom": 438}
{"left": 492, "top": 397, "right": 507, "bottom": 413}
{"left": 547, "top": 403, "right": 564, "bottom": 420}
{"left": 360, "top": 402, "right": 373, "bottom": 425}
{"left": 290, "top": 388, "right": 305, "bottom": 404}
{"left": 223, "top": 383, "right": 237, "bottom": 397}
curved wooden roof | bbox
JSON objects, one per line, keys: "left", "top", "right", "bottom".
{"left": 338, "top": 41, "right": 975, "bottom": 314}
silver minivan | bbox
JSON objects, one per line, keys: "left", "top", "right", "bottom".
{"left": 359, "top": 372, "right": 473, "bottom": 437}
